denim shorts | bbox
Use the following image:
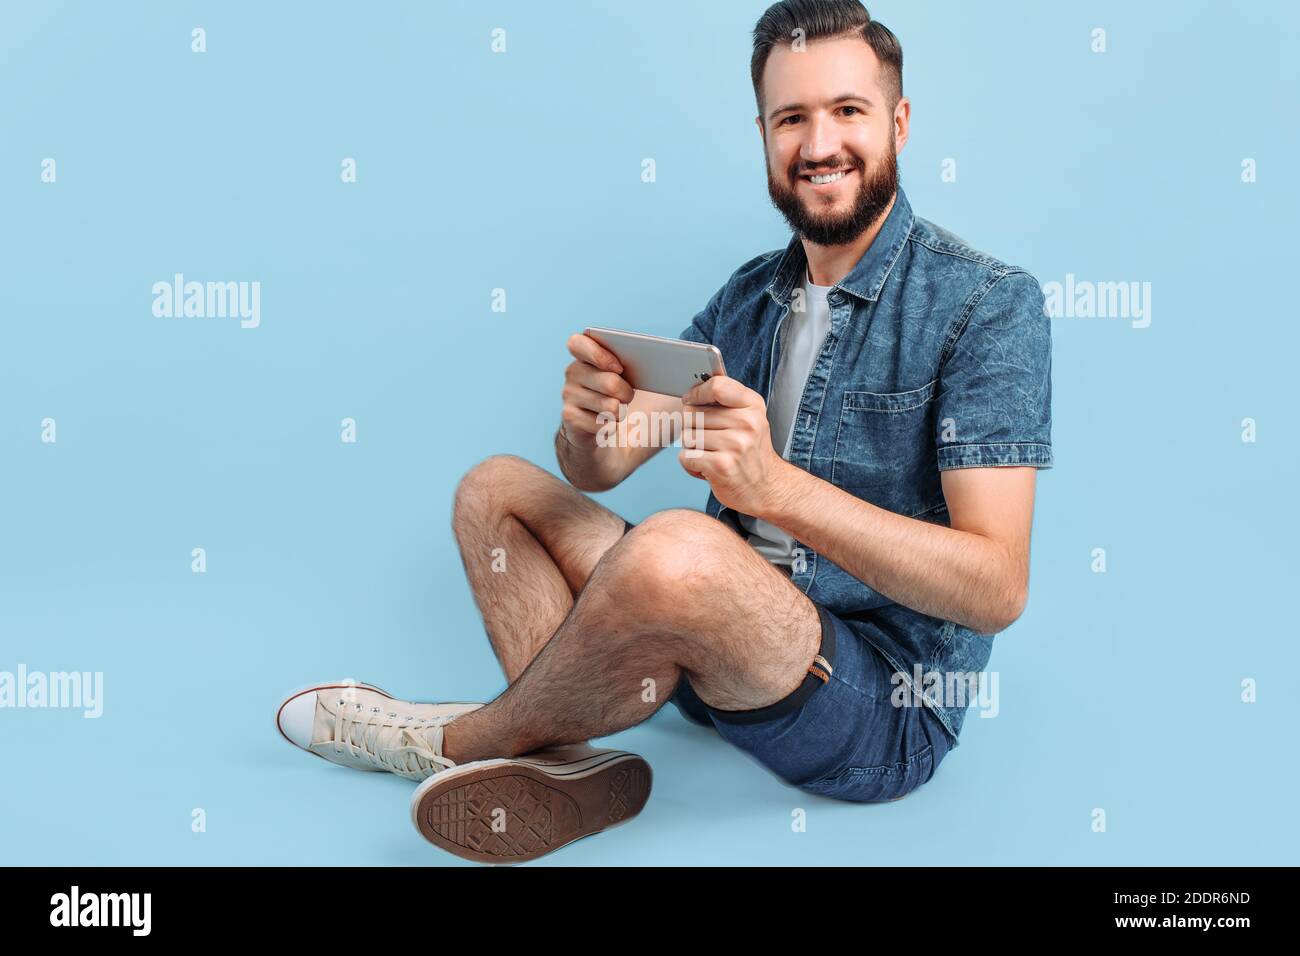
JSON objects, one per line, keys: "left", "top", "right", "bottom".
{"left": 623, "top": 518, "right": 955, "bottom": 803}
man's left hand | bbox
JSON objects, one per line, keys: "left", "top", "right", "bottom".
{"left": 677, "top": 375, "right": 795, "bottom": 516}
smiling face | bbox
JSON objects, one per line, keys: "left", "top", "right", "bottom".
{"left": 757, "top": 34, "right": 908, "bottom": 247}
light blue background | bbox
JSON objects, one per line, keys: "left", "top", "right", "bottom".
{"left": 1, "top": 0, "right": 1296, "bottom": 866}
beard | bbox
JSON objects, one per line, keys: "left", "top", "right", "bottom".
{"left": 765, "top": 134, "right": 899, "bottom": 247}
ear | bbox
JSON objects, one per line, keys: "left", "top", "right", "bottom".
{"left": 893, "top": 97, "right": 911, "bottom": 153}
{"left": 754, "top": 114, "right": 765, "bottom": 144}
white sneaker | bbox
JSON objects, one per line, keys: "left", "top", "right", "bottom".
{"left": 409, "top": 743, "right": 652, "bottom": 864}
{"left": 275, "top": 681, "right": 483, "bottom": 781}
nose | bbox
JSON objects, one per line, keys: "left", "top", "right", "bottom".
{"left": 799, "top": 112, "right": 843, "bottom": 169}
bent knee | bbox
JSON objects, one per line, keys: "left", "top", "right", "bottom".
{"left": 632, "top": 508, "right": 732, "bottom": 543}
{"left": 453, "top": 454, "right": 543, "bottom": 517}
{"left": 614, "top": 509, "right": 745, "bottom": 601}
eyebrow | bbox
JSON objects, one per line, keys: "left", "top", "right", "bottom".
{"left": 767, "top": 93, "right": 874, "bottom": 122}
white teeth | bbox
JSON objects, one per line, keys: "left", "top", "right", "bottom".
{"left": 808, "top": 170, "right": 848, "bottom": 185}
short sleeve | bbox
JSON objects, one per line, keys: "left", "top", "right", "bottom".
{"left": 934, "top": 271, "right": 1053, "bottom": 470}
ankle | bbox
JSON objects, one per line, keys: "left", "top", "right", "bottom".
{"left": 441, "top": 716, "right": 505, "bottom": 765}
{"left": 443, "top": 717, "right": 538, "bottom": 765}
{"left": 439, "top": 719, "right": 472, "bottom": 764}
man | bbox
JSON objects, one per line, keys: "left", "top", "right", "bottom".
{"left": 276, "top": 0, "right": 1053, "bottom": 865}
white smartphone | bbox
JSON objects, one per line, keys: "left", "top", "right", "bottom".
{"left": 583, "top": 327, "right": 726, "bottom": 397}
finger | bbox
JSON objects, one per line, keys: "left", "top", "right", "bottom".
{"left": 563, "top": 382, "right": 626, "bottom": 420}
{"left": 569, "top": 364, "right": 635, "bottom": 403}
{"left": 679, "top": 406, "right": 748, "bottom": 429}
{"left": 677, "top": 447, "right": 711, "bottom": 479}
{"left": 679, "top": 424, "right": 737, "bottom": 453}
{"left": 562, "top": 404, "right": 608, "bottom": 436}
{"left": 682, "top": 375, "right": 750, "bottom": 409}
{"left": 567, "top": 332, "right": 624, "bottom": 374}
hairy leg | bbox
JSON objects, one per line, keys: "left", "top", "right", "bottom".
{"left": 452, "top": 454, "right": 627, "bottom": 682}
{"left": 441, "top": 508, "right": 821, "bottom": 763}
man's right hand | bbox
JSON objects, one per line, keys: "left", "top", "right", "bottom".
{"left": 560, "top": 332, "right": 636, "bottom": 446}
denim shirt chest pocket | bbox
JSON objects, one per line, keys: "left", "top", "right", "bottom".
{"left": 831, "top": 379, "right": 942, "bottom": 516}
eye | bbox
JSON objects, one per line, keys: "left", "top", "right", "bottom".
{"left": 779, "top": 115, "right": 801, "bottom": 126}
{"left": 841, "top": 106, "right": 860, "bottom": 116}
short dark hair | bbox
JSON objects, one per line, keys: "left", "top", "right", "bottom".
{"left": 750, "top": 0, "right": 903, "bottom": 120}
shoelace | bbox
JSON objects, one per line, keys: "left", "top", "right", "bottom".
{"left": 331, "top": 700, "right": 458, "bottom": 780}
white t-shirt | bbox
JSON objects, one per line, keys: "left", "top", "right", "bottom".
{"left": 739, "top": 267, "right": 834, "bottom": 565}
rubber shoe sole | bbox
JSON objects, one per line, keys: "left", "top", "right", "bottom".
{"left": 410, "top": 748, "right": 652, "bottom": 864}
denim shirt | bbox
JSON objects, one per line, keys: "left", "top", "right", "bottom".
{"left": 679, "top": 187, "right": 1053, "bottom": 745}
